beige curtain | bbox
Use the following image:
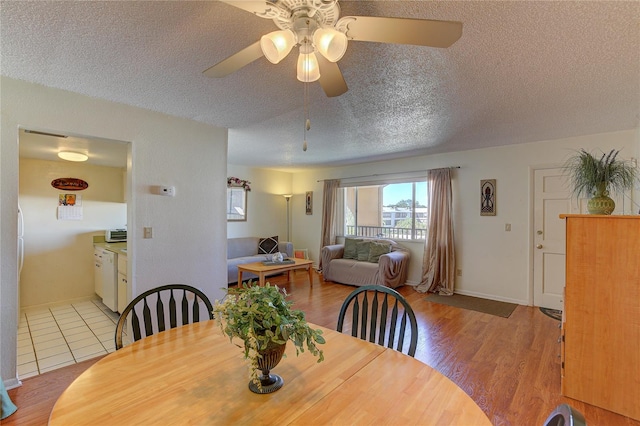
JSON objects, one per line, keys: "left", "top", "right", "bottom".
{"left": 415, "top": 169, "right": 456, "bottom": 295}
{"left": 319, "top": 179, "right": 340, "bottom": 270}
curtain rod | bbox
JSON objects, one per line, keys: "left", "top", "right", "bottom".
{"left": 316, "top": 166, "right": 460, "bottom": 182}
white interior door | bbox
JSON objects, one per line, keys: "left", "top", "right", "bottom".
{"left": 533, "top": 167, "right": 574, "bottom": 310}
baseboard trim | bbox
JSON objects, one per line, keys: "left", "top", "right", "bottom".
{"left": 4, "top": 377, "right": 22, "bottom": 390}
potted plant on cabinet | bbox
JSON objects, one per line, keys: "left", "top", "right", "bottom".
{"left": 213, "top": 283, "right": 325, "bottom": 394}
{"left": 563, "top": 148, "right": 638, "bottom": 214}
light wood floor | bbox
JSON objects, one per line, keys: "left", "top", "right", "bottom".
{"left": 6, "top": 271, "right": 640, "bottom": 425}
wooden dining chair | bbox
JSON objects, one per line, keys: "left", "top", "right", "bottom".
{"left": 543, "top": 404, "right": 587, "bottom": 426}
{"left": 115, "top": 284, "right": 214, "bottom": 350}
{"left": 336, "top": 285, "right": 418, "bottom": 357}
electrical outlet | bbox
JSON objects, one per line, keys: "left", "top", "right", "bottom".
{"left": 155, "top": 185, "right": 175, "bottom": 196}
{"left": 143, "top": 227, "right": 153, "bottom": 239}
{"left": 456, "top": 269, "right": 462, "bottom": 277}
{"left": 505, "top": 223, "right": 511, "bottom": 232}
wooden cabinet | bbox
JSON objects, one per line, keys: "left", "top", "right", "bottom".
{"left": 94, "top": 247, "right": 104, "bottom": 298}
{"left": 117, "top": 254, "right": 128, "bottom": 313}
{"left": 560, "top": 214, "right": 640, "bottom": 421}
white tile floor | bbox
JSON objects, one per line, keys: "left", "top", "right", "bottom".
{"left": 17, "top": 298, "right": 122, "bottom": 379}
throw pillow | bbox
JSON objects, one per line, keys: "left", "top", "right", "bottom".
{"left": 258, "top": 236, "right": 279, "bottom": 254}
{"left": 343, "top": 238, "right": 362, "bottom": 259}
{"left": 368, "top": 241, "right": 392, "bottom": 263}
{"left": 356, "top": 241, "right": 371, "bottom": 261}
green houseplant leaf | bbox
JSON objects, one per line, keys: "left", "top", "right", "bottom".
{"left": 563, "top": 148, "right": 638, "bottom": 198}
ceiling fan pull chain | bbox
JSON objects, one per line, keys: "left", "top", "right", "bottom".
{"left": 303, "top": 73, "right": 309, "bottom": 152}
{"left": 303, "top": 17, "right": 312, "bottom": 152}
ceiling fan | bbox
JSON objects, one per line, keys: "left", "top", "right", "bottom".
{"left": 204, "top": 0, "right": 463, "bottom": 97}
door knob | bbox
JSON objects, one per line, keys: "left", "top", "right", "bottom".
{"left": 537, "top": 230, "right": 543, "bottom": 235}
{"left": 536, "top": 244, "right": 543, "bottom": 249}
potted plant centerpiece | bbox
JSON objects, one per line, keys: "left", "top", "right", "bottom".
{"left": 213, "top": 283, "right": 325, "bottom": 394}
{"left": 563, "top": 148, "right": 638, "bottom": 215}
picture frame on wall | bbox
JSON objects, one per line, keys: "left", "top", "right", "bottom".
{"left": 480, "top": 179, "right": 496, "bottom": 216}
{"left": 305, "top": 191, "right": 313, "bottom": 215}
{"left": 227, "top": 187, "right": 247, "bottom": 221}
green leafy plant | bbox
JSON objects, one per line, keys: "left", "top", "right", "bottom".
{"left": 563, "top": 148, "right": 637, "bottom": 198}
{"left": 213, "top": 283, "right": 325, "bottom": 386}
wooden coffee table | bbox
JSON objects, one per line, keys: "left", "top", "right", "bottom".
{"left": 238, "top": 258, "right": 314, "bottom": 287}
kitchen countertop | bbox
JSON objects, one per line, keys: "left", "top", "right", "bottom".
{"left": 93, "top": 240, "right": 127, "bottom": 256}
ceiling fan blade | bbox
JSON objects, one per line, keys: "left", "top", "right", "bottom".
{"left": 203, "top": 41, "right": 264, "bottom": 78}
{"left": 338, "top": 16, "right": 462, "bottom": 48}
{"left": 316, "top": 55, "right": 348, "bottom": 97}
{"left": 219, "top": 1, "right": 287, "bottom": 20}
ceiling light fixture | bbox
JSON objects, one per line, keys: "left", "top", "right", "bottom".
{"left": 256, "top": 16, "right": 348, "bottom": 84}
{"left": 58, "top": 151, "right": 88, "bottom": 162}
{"left": 313, "top": 27, "right": 348, "bottom": 62}
{"left": 260, "top": 30, "right": 296, "bottom": 64}
{"left": 296, "top": 51, "right": 320, "bottom": 82}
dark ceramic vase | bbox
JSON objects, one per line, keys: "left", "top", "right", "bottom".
{"left": 248, "top": 341, "right": 286, "bottom": 394}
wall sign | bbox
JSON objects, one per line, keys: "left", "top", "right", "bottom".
{"left": 51, "top": 178, "right": 89, "bottom": 191}
{"left": 305, "top": 191, "right": 313, "bottom": 215}
{"left": 480, "top": 179, "right": 496, "bottom": 216}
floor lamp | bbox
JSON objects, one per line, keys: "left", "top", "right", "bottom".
{"left": 282, "top": 194, "right": 292, "bottom": 242}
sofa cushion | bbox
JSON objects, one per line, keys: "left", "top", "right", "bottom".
{"left": 258, "top": 236, "right": 279, "bottom": 254}
{"left": 343, "top": 237, "right": 362, "bottom": 259}
{"left": 368, "top": 241, "right": 392, "bottom": 263}
{"left": 327, "top": 258, "right": 381, "bottom": 286}
{"left": 356, "top": 241, "right": 371, "bottom": 261}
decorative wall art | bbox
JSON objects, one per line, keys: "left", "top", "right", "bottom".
{"left": 227, "top": 177, "right": 250, "bottom": 221}
{"left": 51, "top": 177, "right": 88, "bottom": 191}
{"left": 480, "top": 179, "right": 496, "bottom": 216}
{"left": 305, "top": 191, "right": 313, "bottom": 215}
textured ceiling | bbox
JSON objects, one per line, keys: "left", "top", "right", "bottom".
{"left": 2, "top": 1, "right": 639, "bottom": 171}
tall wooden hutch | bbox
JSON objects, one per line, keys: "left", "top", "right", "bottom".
{"left": 560, "top": 214, "right": 639, "bottom": 421}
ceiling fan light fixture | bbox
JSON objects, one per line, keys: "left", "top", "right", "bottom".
{"left": 260, "top": 29, "right": 296, "bottom": 64}
{"left": 58, "top": 151, "right": 88, "bottom": 162}
{"left": 297, "top": 52, "right": 320, "bottom": 82}
{"left": 313, "top": 27, "right": 347, "bottom": 62}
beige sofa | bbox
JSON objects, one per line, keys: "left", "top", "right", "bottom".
{"left": 321, "top": 238, "right": 410, "bottom": 288}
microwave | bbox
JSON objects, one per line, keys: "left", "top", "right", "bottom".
{"left": 105, "top": 229, "right": 127, "bottom": 242}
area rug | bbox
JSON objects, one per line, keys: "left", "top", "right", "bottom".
{"left": 425, "top": 293, "right": 518, "bottom": 318}
{"left": 539, "top": 307, "right": 562, "bottom": 321}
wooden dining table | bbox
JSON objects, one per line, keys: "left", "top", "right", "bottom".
{"left": 49, "top": 321, "right": 491, "bottom": 425}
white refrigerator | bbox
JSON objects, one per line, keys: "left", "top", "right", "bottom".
{"left": 18, "top": 205, "right": 24, "bottom": 281}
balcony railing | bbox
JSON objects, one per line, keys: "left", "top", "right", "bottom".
{"left": 346, "top": 225, "right": 426, "bottom": 240}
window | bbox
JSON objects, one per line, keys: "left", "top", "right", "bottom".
{"left": 341, "top": 180, "right": 427, "bottom": 241}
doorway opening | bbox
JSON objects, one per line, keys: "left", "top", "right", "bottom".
{"left": 17, "top": 128, "right": 131, "bottom": 378}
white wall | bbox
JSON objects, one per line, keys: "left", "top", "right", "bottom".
{"left": 1, "top": 77, "right": 228, "bottom": 386}
{"left": 227, "top": 165, "right": 293, "bottom": 242}
{"left": 19, "top": 158, "right": 127, "bottom": 307}
{"left": 290, "top": 129, "right": 639, "bottom": 304}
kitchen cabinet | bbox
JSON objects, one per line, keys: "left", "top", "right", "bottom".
{"left": 94, "top": 247, "right": 105, "bottom": 298}
{"left": 117, "top": 254, "right": 128, "bottom": 313}
{"left": 93, "top": 241, "right": 125, "bottom": 312}
{"left": 560, "top": 214, "right": 640, "bottom": 421}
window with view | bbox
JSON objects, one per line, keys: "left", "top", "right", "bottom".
{"left": 342, "top": 181, "right": 427, "bottom": 241}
